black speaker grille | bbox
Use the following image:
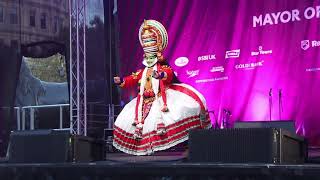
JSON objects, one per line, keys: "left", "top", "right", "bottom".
{"left": 9, "top": 130, "right": 70, "bottom": 163}
{"left": 189, "top": 128, "right": 276, "bottom": 163}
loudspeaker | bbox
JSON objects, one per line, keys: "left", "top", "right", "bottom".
{"left": 234, "top": 121, "right": 296, "bottom": 134}
{"left": 8, "top": 129, "right": 104, "bottom": 163}
{"left": 188, "top": 128, "right": 307, "bottom": 164}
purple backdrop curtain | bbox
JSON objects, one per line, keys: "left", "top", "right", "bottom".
{"left": 117, "top": 0, "right": 320, "bottom": 145}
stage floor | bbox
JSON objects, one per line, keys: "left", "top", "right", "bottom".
{"left": 0, "top": 152, "right": 320, "bottom": 180}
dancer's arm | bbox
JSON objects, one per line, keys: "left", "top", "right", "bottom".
{"left": 114, "top": 69, "right": 142, "bottom": 88}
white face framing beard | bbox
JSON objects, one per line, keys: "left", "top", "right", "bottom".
{"left": 142, "top": 56, "right": 158, "bottom": 67}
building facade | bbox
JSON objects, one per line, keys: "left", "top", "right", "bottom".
{"left": 0, "top": 0, "right": 69, "bottom": 47}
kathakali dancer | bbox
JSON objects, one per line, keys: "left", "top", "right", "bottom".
{"left": 113, "top": 19, "right": 211, "bottom": 155}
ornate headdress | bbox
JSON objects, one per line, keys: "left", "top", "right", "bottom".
{"left": 139, "top": 20, "right": 168, "bottom": 67}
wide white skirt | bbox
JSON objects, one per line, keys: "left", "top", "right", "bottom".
{"left": 113, "top": 84, "right": 211, "bottom": 155}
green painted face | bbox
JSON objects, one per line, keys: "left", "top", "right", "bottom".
{"left": 144, "top": 55, "right": 157, "bottom": 67}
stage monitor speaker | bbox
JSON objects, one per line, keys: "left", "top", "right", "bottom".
{"left": 234, "top": 120, "right": 296, "bottom": 134}
{"left": 8, "top": 129, "right": 104, "bottom": 163}
{"left": 188, "top": 128, "right": 307, "bottom": 164}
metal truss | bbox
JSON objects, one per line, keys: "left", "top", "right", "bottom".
{"left": 69, "top": 0, "right": 87, "bottom": 136}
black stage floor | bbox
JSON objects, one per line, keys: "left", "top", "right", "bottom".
{"left": 0, "top": 152, "right": 320, "bottom": 180}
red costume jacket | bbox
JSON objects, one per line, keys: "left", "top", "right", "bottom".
{"left": 119, "top": 63, "right": 174, "bottom": 122}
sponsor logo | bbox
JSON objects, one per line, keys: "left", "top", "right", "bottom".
{"left": 195, "top": 76, "right": 228, "bottom": 83}
{"left": 198, "top": 54, "right": 216, "bottom": 61}
{"left": 235, "top": 60, "right": 264, "bottom": 70}
{"left": 210, "top": 66, "right": 224, "bottom": 73}
{"left": 186, "top": 70, "right": 199, "bottom": 78}
{"left": 225, "top": 49, "right": 240, "bottom": 59}
{"left": 301, "top": 40, "right": 310, "bottom": 50}
{"left": 301, "top": 40, "right": 320, "bottom": 50}
{"left": 251, "top": 46, "right": 272, "bottom": 56}
{"left": 306, "top": 67, "right": 320, "bottom": 72}
{"left": 313, "top": 40, "right": 320, "bottom": 47}
{"left": 174, "top": 57, "right": 189, "bottom": 67}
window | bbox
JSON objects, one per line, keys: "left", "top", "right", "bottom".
{"left": 9, "top": 8, "right": 18, "bottom": 24}
{"left": 54, "top": 0, "right": 62, "bottom": 4}
{"left": 53, "top": 16, "right": 58, "bottom": 33}
{"left": 53, "top": 16, "right": 63, "bottom": 33}
{"left": 29, "top": 10, "right": 36, "bottom": 27}
{"left": 62, "top": 0, "right": 66, "bottom": 9}
{"left": 11, "top": 40, "right": 18, "bottom": 48}
{"left": 40, "top": 13, "right": 46, "bottom": 29}
{"left": 59, "top": 19, "right": 64, "bottom": 30}
{"left": 54, "top": 0, "right": 66, "bottom": 10}
{"left": 0, "top": 6, "right": 4, "bottom": 23}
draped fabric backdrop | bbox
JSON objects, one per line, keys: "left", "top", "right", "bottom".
{"left": 117, "top": 0, "right": 320, "bottom": 144}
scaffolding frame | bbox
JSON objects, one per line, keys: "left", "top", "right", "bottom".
{"left": 69, "top": 0, "right": 87, "bottom": 136}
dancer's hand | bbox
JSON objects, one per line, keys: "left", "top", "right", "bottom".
{"left": 152, "top": 70, "right": 160, "bottom": 79}
{"left": 152, "top": 71, "right": 166, "bottom": 79}
{"left": 114, "top": 76, "right": 121, "bottom": 84}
